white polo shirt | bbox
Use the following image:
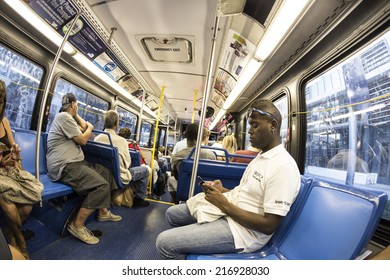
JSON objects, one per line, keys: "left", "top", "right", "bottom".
{"left": 225, "top": 144, "right": 300, "bottom": 252}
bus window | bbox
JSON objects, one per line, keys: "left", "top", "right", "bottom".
{"left": 167, "top": 134, "right": 175, "bottom": 146}
{"left": 117, "top": 106, "right": 137, "bottom": 139}
{"left": 139, "top": 121, "right": 151, "bottom": 147}
{"left": 274, "top": 96, "right": 288, "bottom": 148}
{"left": 304, "top": 30, "right": 390, "bottom": 220}
{"left": 159, "top": 128, "right": 166, "bottom": 147}
{"left": 0, "top": 43, "right": 44, "bottom": 130}
{"left": 48, "top": 78, "right": 109, "bottom": 131}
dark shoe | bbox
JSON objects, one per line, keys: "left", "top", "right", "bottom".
{"left": 133, "top": 197, "right": 150, "bottom": 208}
{"left": 22, "top": 229, "right": 35, "bottom": 240}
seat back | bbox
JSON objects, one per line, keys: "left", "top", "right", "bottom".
{"left": 13, "top": 129, "right": 74, "bottom": 201}
{"left": 186, "top": 175, "right": 313, "bottom": 260}
{"left": 129, "top": 149, "right": 141, "bottom": 167}
{"left": 14, "top": 128, "right": 46, "bottom": 175}
{"left": 186, "top": 176, "right": 387, "bottom": 260}
{"left": 82, "top": 140, "right": 123, "bottom": 188}
{"left": 276, "top": 179, "right": 387, "bottom": 259}
{"left": 176, "top": 147, "right": 247, "bottom": 203}
{"left": 82, "top": 130, "right": 126, "bottom": 188}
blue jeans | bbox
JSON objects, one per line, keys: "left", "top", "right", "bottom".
{"left": 156, "top": 204, "right": 236, "bottom": 260}
{"left": 129, "top": 165, "right": 149, "bottom": 199}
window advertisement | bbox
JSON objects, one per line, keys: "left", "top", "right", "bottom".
{"left": 59, "top": 16, "right": 107, "bottom": 60}
{"left": 93, "top": 50, "right": 127, "bottom": 81}
{"left": 49, "top": 78, "right": 109, "bottom": 132}
{"left": 304, "top": 31, "right": 390, "bottom": 220}
{"left": 27, "top": 0, "right": 107, "bottom": 60}
{"left": 0, "top": 43, "right": 44, "bottom": 129}
{"left": 211, "top": 30, "right": 256, "bottom": 108}
{"left": 117, "top": 106, "right": 137, "bottom": 139}
{"left": 26, "top": 0, "right": 78, "bottom": 29}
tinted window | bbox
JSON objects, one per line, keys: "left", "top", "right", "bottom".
{"left": 304, "top": 31, "right": 390, "bottom": 220}
{"left": 0, "top": 44, "right": 44, "bottom": 129}
{"left": 139, "top": 121, "right": 151, "bottom": 147}
{"left": 117, "top": 106, "right": 137, "bottom": 139}
{"left": 48, "top": 78, "right": 109, "bottom": 131}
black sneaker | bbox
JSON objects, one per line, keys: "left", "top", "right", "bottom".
{"left": 22, "top": 229, "right": 35, "bottom": 240}
{"left": 133, "top": 197, "right": 150, "bottom": 208}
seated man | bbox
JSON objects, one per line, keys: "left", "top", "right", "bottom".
{"left": 47, "top": 93, "right": 121, "bottom": 245}
{"left": 168, "top": 123, "right": 216, "bottom": 203}
{"left": 95, "top": 110, "right": 150, "bottom": 208}
{"left": 156, "top": 99, "right": 301, "bottom": 259}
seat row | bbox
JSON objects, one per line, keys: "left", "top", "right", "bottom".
{"left": 186, "top": 176, "right": 387, "bottom": 260}
{"left": 176, "top": 146, "right": 254, "bottom": 203}
{"left": 14, "top": 129, "right": 142, "bottom": 201}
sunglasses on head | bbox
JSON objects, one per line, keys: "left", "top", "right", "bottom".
{"left": 247, "top": 108, "right": 278, "bottom": 124}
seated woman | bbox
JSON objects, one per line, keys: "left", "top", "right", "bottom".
{"left": 218, "top": 134, "right": 237, "bottom": 161}
{"left": 0, "top": 80, "right": 43, "bottom": 259}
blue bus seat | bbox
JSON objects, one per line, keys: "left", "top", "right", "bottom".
{"left": 186, "top": 177, "right": 387, "bottom": 260}
{"left": 125, "top": 139, "right": 141, "bottom": 167}
{"left": 176, "top": 146, "right": 247, "bottom": 203}
{"left": 83, "top": 130, "right": 145, "bottom": 188}
{"left": 13, "top": 129, "right": 74, "bottom": 201}
{"left": 129, "top": 149, "right": 141, "bottom": 167}
{"left": 186, "top": 175, "right": 312, "bottom": 260}
{"left": 81, "top": 139, "right": 124, "bottom": 188}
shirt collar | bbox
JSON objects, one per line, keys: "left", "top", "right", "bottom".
{"left": 104, "top": 128, "right": 116, "bottom": 135}
{"left": 258, "top": 144, "right": 284, "bottom": 159}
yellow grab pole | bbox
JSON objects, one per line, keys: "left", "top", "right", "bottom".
{"left": 148, "top": 86, "right": 165, "bottom": 194}
{"left": 191, "top": 89, "right": 198, "bottom": 123}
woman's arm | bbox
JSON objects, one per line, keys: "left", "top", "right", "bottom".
{"left": 3, "top": 118, "right": 21, "bottom": 160}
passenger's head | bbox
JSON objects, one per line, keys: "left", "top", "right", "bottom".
{"left": 118, "top": 127, "right": 131, "bottom": 139}
{"left": 202, "top": 128, "right": 210, "bottom": 145}
{"left": 185, "top": 123, "right": 199, "bottom": 146}
{"left": 103, "top": 110, "right": 119, "bottom": 130}
{"left": 217, "top": 136, "right": 224, "bottom": 143}
{"left": 59, "top": 92, "right": 78, "bottom": 116}
{"left": 0, "top": 80, "right": 6, "bottom": 121}
{"left": 247, "top": 99, "right": 281, "bottom": 152}
{"left": 158, "top": 146, "right": 165, "bottom": 154}
{"left": 222, "top": 135, "right": 238, "bottom": 154}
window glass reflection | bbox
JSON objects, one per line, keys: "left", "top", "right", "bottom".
{"left": 304, "top": 31, "right": 390, "bottom": 220}
{"left": 0, "top": 44, "right": 44, "bottom": 129}
{"left": 48, "top": 78, "right": 109, "bottom": 132}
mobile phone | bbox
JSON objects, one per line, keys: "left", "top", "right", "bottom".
{"left": 197, "top": 176, "right": 206, "bottom": 185}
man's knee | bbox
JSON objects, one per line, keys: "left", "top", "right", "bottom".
{"left": 165, "top": 206, "right": 180, "bottom": 225}
{"left": 156, "top": 231, "right": 174, "bottom": 259}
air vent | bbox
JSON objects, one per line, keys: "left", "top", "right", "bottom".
{"left": 141, "top": 36, "right": 193, "bottom": 63}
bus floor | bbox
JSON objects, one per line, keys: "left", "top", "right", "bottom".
{"left": 1, "top": 192, "right": 173, "bottom": 260}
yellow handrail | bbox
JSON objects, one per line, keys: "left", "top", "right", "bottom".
{"left": 148, "top": 85, "right": 165, "bottom": 194}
